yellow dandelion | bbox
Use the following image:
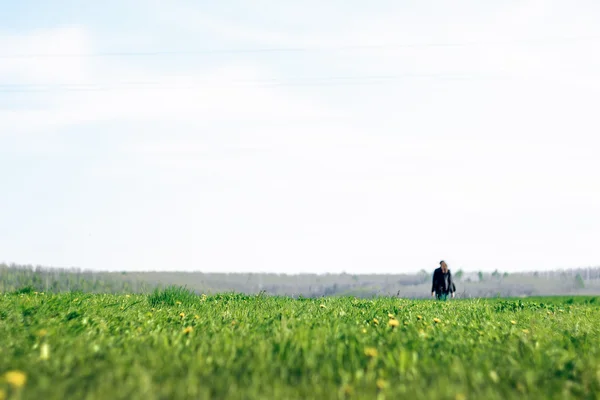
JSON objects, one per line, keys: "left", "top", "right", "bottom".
{"left": 404, "top": 321, "right": 409, "bottom": 325}
{"left": 125, "top": 294, "right": 131, "bottom": 298}
{"left": 183, "top": 326, "right": 193, "bottom": 334}
{"left": 388, "top": 319, "right": 400, "bottom": 327}
{"left": 433, "top": 318, "right": 441, "bottom": 324}
{"left": 388, "top": 313, "right": 395, "bottom": 319}
{"left": 417, "top": 315, "right": 423, "bottom": 320}
{"left": 364, "top": 347, "right": 378, "bottom": 357}
{"left": 376, "top": 379, "right": 388, "bottom": 390}
{"left": 362, "top": 328, "right": 367, "bottom": 333}
{"left": 194, "top": 315, "right": 200, "bottom": 319}
{"left": 510, "top": 320, "right": 517, "bottom": 325}
{"left": 373, "top": 318, "right": 379, "bottom": 325}
{"left": 3, "top": 370, "right": 27, "bottom": 388}
{"left": 40, "top": 343, "right": 50, "bottom": 360}
{"left": 320, "top": 304, "right": 326, "bottom": 308}
{"left": 175, "top": 301, "right": 182, "bottom": 305}
{"left": 179, "top": 312, "right": 185, "bottom": 318}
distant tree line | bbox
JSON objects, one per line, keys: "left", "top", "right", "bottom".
{"left": 1, "top": 262, "right": 599, "bottom": 298}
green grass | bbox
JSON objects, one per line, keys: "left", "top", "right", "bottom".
{"left": 1, "top": 291, "right": 599, "bottom": 400}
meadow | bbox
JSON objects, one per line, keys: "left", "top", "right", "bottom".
{"left": 1, "top": 288, "right": 599, "bottom": 400}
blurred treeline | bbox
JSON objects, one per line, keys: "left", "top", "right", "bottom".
{"left": 1, "top": 262, "right": 599, "bottom": 298}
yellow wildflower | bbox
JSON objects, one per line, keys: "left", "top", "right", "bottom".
{"left": 455, "top": 394, "right": 466, "bottom": 400}
{"left": 176, "top": 301, "right": 182, "bottom": 305}
{"left": 510, "top": 320, "right": 517, "bottom": 325}
{"left": 125, "top": 295, "right": 131, "bottom": 298}
{"left": 388, "top": 319, "right": 400, "bottom": 327}
{"left": 373, "top": 318, "right": 379, "bottom": 325}
{"left": 3, "top": 370, "right": 27, "bottom": 388}
{"left": 522, "top": 329, "right": 530, "bottom": 334}
{"left": 194, "top": 315, "right": 200, "bottom": 319}
{"left": 362, "top": 328, "right": 367, "bottom": 333}
{"left": 364, "top": 347, "right": 378, "bottom": 357}
{"left": 388, "top": 313, "right": 395, "bottom": 319}
{"left": 376, "top": 379, "right": 388, "bottom": 389}
{"left": 433, "top": 318, "right": 441, "bottom": 324}
{"left": 179, "top": 313, "right": 185, "bottom": 318}
{"left": 320, "top": 304, "right": 326, "bottom": 308}
{"left": 417, "top": 315, "right": 423, "bottom": 320}
{"left": 183, "top": 326, "right": 193, "bottom": 334}
{"left": 40, "top": 343, "right": 50, "bottom": 360}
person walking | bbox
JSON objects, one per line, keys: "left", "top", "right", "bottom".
{"left": 431, "top": 260, "right": 456, "bottom": 300}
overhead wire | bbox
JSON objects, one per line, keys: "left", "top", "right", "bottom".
{"left": 0, "top": 35, "right": 597, "bottom": 93}
{"left": 0, "top": 73, "right": 525, "bottom": 93}
{"left": 0, "top": 34, "right": 599, "bottom": 59}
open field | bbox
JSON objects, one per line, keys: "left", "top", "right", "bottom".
{"left": 1, "top": 290, "right": 600, "bottom": 399}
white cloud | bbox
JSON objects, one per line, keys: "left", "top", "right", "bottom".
{"left": 0, "top": 26, "right": 92, "bottom": 84}
{"left": 0, "top": 28, "right": 340, "bottom": 139}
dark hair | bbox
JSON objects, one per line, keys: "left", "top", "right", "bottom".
{"left": 440, "top": 260, "right": 445, "bottom": 265}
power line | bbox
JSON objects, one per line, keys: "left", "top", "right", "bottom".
{"left": 0, "top": 73, "right": 519, "bottom": 93}
{"left": 1, "top": 35, "right": 599, "bottom": 59}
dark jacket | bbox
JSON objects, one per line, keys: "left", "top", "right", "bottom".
{"left": 432, "top": 267, "right": 456, "bottom": 294}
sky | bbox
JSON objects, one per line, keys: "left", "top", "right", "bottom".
{"left": 1, "top": 0, "right": 599, "bottom": 274}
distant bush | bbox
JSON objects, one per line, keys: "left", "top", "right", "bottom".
{"left": 13, "top": 285, "right": 35, "bottom": 295}
{"left": 148, "top": 286, "right": 198, "bottom": 307}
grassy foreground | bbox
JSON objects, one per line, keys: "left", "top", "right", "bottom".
{"left": 1, "top": 290, "right": 599, "bottom": 400}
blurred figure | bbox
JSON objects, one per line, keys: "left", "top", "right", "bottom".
{"left": 431, "top": 260, "right": 456, "bottom": 300}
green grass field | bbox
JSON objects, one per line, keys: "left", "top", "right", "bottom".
{"left": 1, "top": 289, "right": 599, "bottom": 399}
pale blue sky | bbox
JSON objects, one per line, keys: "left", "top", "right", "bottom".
{"left": 1, "top": 0, "right": 599, "bottom": 273}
